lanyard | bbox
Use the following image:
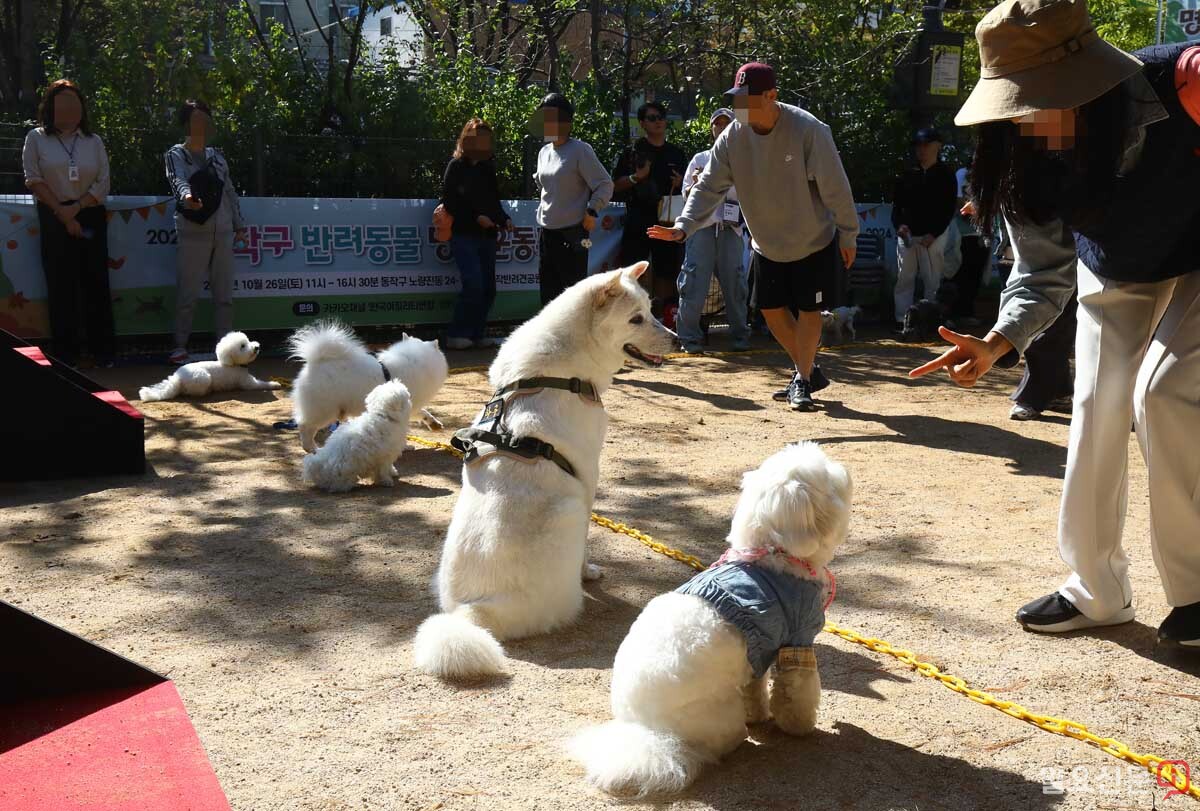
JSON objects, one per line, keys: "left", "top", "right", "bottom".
{"left": 56, "top": 133, "right": 80, "bottom": 166}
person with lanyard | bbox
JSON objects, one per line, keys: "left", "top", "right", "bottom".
{"left": 21, "top": 79, "right": 114, "bottom": 368}
{"left": 611, "top": 101, "right": 688, "bottom": 314}
{"left": 913, "top": 0, "right": 1200, "bottom": 649}
{"left": 440, "top": 117, "right": 512, "bottom": 349}
{"left": 532, "top": 93, "right": 614, "bottom": 307}
{"left": 675, "top": 108, "right": 751, "bottom": 354}
{"left": 164, "top": 99, "right": 248, "bottom": 365}
{"left": 891, "top": 128, "right": 959, "bottom": 329}
{"left": 649, "top": 62, "right": 860, "bottom": 413}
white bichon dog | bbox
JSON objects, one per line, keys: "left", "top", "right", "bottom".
{"left": 819, "top": 305, "right": 862, "bottom": 347}
{"left": 301, "top": 379, "right": 412, "bottom": 492}
{"left": 569, "top": 442, "right": 852, "bottom": 796}
{"left": 139, "top": 332, "right": 281, "bottom": 402}
{"left": 288, "top": 322, "right": 449, "bottom": 453}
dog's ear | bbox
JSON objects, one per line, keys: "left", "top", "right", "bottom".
{"left": 401, "top": 332, "right": 409, "bottom": 340}
{"left": 624, "top": 261, "right": 649, "bottom": 280}
{"left": 593, "top": 270, "right": 626, "bottom": 309}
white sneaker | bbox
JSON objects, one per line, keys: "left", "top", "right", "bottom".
{"left": 474, "top": 336, "right": 503, "bottom": 348}
{"left": 1009, "top": 403, "right": 1040, "bottom": 421}
{"left": 168, "top": 348, "right": 189, "bottom": 365}
{"left": 445, "top": 337, "right": 473, "bottom": 350}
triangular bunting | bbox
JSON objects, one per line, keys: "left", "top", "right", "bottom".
{"left": 105, "top": 211, "right": 114, "bottom": 223}
{"left": 119, "top": 210, "right": 133, "bottom": 223}
{"left": 153, "top": 202, "right": 167, "bottom": 215}
{"left": 136, "top": 207, "right": 151, "bottom": 220}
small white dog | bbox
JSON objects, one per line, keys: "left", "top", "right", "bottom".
{"left": 412, "top": 262, "right": 677, "bottom": 681}
{"left": 820, "top": 305, "right": 862, "bottom": 347}
{"left": 301, "top": 379, "right": 412, "bottom": 492}
{"left": 139, "top": 332, "right": 281, "bottom": 402}
{"left": 288, "top": 322, "right": 449, "bottom": 452}
{"left": 569, "top": 442, "right": 852, "bottom": 796}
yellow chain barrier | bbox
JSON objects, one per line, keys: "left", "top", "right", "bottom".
{"left": 406, "top": 432, "right": 1198, "bottom": 801}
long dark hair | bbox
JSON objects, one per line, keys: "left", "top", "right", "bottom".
{"left": 969, "top": 83, "right": 1128, "bottom": 237}
{"left": 38, "top": 79, "right": 92, "bottom": 136}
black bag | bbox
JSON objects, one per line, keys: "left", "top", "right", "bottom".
{"left": 178, "top": 158, "right": 224, "bottom": 224}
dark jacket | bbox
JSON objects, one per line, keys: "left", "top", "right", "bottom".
{"left": 441, "top": 156, "right": 511, "bottom": 239}
{"left": 891, "top": 161, "right": 958, "bottom": 238}
{"left": 612, "top": 137, "right": 688, "bottom": 236}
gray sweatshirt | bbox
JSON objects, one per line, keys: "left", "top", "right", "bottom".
{"left": 535, "top": 138, "right": 614, "bottom": 230}
{"left": 164, "top": 144, "right": 246, "bottom": 232}
{"left": 677, "top": 104, "right": 859, "bottom": 262}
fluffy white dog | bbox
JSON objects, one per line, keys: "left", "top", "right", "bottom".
{"left": 412, "top": 262, "right": 677, "bottom": 681}
{"left": 568, "top": 442, "right": 852, "bottom": 796}
{"left": 288, "top": 322, "right": 449, "bottom": 452}
{"left": 301, "top": 379, "right": 412, "bottom": 492}
{"left": 819, "top": 305, "right": 862, "bottom": 346}
{"left": 139, "top": 332, "right": 281, "bottom": 402}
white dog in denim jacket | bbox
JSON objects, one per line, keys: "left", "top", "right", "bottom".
{"left": 569, "top": 442, "right": 851, "bottom": 796}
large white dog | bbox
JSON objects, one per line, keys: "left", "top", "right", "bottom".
{"left": 413, "top": 262, "right": 676, "bottom": 680}
{"left": 301, "top": 379, "right": 412, "bottom": 492}
{"left": 139, "top": 332, "right": 281, "bottom": 402}
{"left": 288, "top": 322, "right": 449, "bottom": 452}
{"left": 569, "top": 442, "right": 852, "bottom": 796}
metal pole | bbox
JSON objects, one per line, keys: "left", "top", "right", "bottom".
{"left": 1156, "top": 0, "right": 1165, "bottom": 44}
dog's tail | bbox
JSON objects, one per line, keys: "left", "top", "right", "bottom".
{"left": 138, "top": 375, "right": 181, "bottom": 402}
{"left": 412, "top": 606, "right": 506, "bottom": 680}
{"left": 567, "top": 721, "right": 707, "bottom": 796}
{"left": 287, "top": 321, "right": 364, "bottom": 365}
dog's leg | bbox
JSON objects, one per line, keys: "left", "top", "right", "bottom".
{"left": 374, "top": 462, "right": 396, "bottom": 487}
{"left": 769, "top": 646, "right": 820, "bottom": 736}
{"left": 420, "top": 409, "right": 444, "bottom": 431}
{"left": 248, "top": 375, "right": 282, "bottom": 391}
{"left": 300, "top": 424, "right": 319, "bottom": 454}
{"left": 581, "top": 559, "right": 604, "bottom": 581}
{"left": 742, "top": 675, "right": 771, "bottom": 724}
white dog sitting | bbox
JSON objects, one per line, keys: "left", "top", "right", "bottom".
{"left": 301, "top": 380, "right": 412, "bottom": 492}
{"left": 569, "top": 442, "right": 852, "bottom": 796}
{"left": 412, "top": 262, "right": 677, "bottom": 681}
{"left": 139, "top": 332, "right": 281, "bottom": 402}
{"left": 288, "top": 322, "right": 449, "bottom": 452}
{"left": 819, "top": 305, "right": 862, "bottom": 347}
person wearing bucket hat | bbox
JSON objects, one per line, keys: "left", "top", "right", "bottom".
{"left": 912, "top": 0, "right": 1200, "bottom": 649}
{"left": 649, "top": 62, "right": 861, "bottom": 413}
{"left": 674, "top": 108, "right": 751, "bottom": 354}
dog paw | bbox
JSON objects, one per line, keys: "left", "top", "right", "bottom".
{"left": 420, "top": 410, "right": 445, "bottom": 431}
{"left": 377, "top": 477, "right": 396, "bottom": 487}
{"left": 582, "top": 563, "right": 604, "bottom": 582}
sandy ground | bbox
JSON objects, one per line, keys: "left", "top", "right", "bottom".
{"left": 3, "top": 332, "right": 1199, "bottom": 811}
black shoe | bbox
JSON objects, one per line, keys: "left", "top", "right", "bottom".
{"left": 789, "top": 377, "right": 816, "bottom": 412}
{"left": 773, "top": 372, "right": 800, "bottom": 402}
{"left": 1016, "top": 592, "right": 1135, "bottom": 634}
{"left": 1158, "top": 601, "right": 1200, "bottom": 649}
{"left": 810, "top": 365, "right": 829, "bottom": 394}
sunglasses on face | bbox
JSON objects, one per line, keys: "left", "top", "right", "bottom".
{"left": 642, "top": 114, "right": 665, "bottom": 123}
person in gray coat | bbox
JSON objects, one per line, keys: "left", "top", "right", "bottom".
{"left": 164, "top": 100, "right": 247, "bottom": 364}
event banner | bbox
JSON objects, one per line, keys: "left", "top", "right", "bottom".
{"left": 0, "top": 195, "right": 894, "bottom": 339}
{"left": 1166, "top": 0, "right": 1200, "bottom": 43}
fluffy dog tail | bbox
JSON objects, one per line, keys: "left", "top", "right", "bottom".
{"left": 568, "top": 721, "right": 706, "bottom": 796}
{"left": 139, "top": 375, "right": 181, "bottom": 402}
{"left": 287, "top": 321, "right": 364, "bottom": 365}
{"left": 412, "top": 607, "right": 506, "bottom": 680}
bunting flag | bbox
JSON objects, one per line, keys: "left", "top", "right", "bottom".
{"left": 119, "top": 209, "right": 133, "bottom": 223}
{"left": 105, "top": 211, "right": 114, "bottom": 223}
{"left": 153, "top": 202, "right": 167, "bottom": 216}
{"left": 135, "top": 206, "right": 151, "bottom": 221}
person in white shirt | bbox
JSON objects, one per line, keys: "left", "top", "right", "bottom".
{"left": 22, "top": 80, "right": 114, "bottom": 367}
{"left": 675, "top": 108, "right": 750, "bottom": 353}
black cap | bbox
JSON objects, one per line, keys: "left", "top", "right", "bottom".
{"left": 913, "top": 127, "right": 943, "bottom": 144}
{"left": 538, "top": 93, "right": 574, "bottom": 122}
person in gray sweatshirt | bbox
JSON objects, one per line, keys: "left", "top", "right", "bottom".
{"left": 533, "top": 93, "right": 614, "bottom": 306}
{"left": 650, "top": 62, "right": 860, "bottom": 412}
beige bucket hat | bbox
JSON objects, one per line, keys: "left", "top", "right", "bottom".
{"left": 955, "top": 0, "right": 1145, "bottom": 127}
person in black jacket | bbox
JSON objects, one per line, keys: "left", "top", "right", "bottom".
{"left": 441, "top": 119, "right": 512, "bottom": 349}
{"left": 891, "top": 128, "right": 958, "bottom": 326}
{"left": 612, "top": 102, "right": 687, "bottom": 312}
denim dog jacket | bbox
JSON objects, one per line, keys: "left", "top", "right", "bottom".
{"left": 675, "top": 554, "right": 830, "bottom": 679}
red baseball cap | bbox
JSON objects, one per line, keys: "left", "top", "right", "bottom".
{"left": 727, "top": 62, "right": 777, "bottom": 96}
{"left": 1179, "top": 45, "right": 1200, "bottom": 127}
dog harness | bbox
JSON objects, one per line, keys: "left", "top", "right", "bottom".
{"left": 675, "top": 548, "right": 835, "bottom": 679}
{"left": 378, "top": 360, "right": 391, "bottom": 382}
{"left": 450, "top": 377, "right": 601, "bottom": 480}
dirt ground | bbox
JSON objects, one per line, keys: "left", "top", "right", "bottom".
{"left": 3, "top": 331, "right": 1199, "bottom": 811}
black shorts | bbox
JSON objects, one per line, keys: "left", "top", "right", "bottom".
{"left": 750, "top": 238, "right": 839, "bottom": 313}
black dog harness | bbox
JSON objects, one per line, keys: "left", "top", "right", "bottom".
{"left": 379, "top": 360, "right": 391, "bottom": 382}
{"left": 450, "top": 377, "right": 601, "bottom": 479}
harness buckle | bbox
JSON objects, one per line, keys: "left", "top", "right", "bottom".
{"left": 568, "top": 378, "right": 582, "bottom": 394}
{"left": 539, "top": 442, "right": 556, "bottom": 461}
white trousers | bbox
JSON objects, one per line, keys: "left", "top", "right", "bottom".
{"left": 893, "top": 231, "right": 948, "bottom": 322}
{"left": 1058, "top": 264, "right": 1200, "bottom": 618}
